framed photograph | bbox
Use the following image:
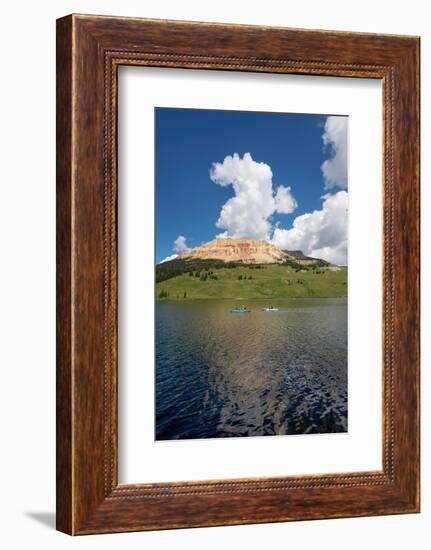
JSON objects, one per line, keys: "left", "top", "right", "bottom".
{"left": 56, "top": 14, "right": 420, "bottom": 534}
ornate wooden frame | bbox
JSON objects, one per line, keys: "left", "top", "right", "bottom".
{"left": 56, "top": 14, "right": 420, "bottom": 534}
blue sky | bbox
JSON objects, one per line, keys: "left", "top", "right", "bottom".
{"left": 155, "top": 108, "right": 348, "bottom": 265}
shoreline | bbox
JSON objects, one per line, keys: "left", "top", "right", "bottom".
{"left": 156, "top": 295, "right": 347, "bottom": 302}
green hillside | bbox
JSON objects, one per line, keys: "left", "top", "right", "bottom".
{"left": 156, "top": 264, "right": 347, "bottom": 300}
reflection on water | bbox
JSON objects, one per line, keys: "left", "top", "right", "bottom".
{"left": 155, "top": 298, "right": 347, "bottom": 440}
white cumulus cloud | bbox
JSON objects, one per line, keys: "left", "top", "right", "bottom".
{"left": 173, "top": 235, "right": 190, "bottom": 254}
{"left": 272, "top": 191, "right": 348, "bottom": 265}
{"left": 160, "top": 253, "right": 178, "bottom": 264}
{"left": 159, "top": 235, "right": 190, "bottom": 263}
{"left": 321, "top": 116, "right": 348, "bottom": 190}
{"left": 274, "top": 185, "right": 298, "bottom": 214}
{"left": 209, "top": 152, "right": 297, "bottom": 240}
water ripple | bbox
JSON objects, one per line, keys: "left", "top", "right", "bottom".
{"left": 156, "top": 298, "right": 347, "bottom": 440}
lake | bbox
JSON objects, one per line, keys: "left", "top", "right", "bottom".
{"left": 155, "top": 298, "right": 347, "bottom": 440}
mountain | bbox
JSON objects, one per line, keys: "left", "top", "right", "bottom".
{"left": 283, "top": 249, "right": 330, "bottom": 267}
{"left": 155, "top": 238, "right": 345, "bottom": 299}
{"left": 180, "top": 238, "right": 329, "bottom": 266}
{"left": 181, "top": 238, "right": 286, "bottom": 264}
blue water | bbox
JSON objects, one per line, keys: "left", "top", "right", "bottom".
{"left": 155, "top": 298, "right": 347, "bottom": 440}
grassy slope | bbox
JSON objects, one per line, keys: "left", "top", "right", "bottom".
{"left": 156, "top": 265, "right": 347, "bottom": 300}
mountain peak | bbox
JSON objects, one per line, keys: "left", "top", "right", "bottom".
{"left": 181, "top": 238, "right": 288, "bottom": 264}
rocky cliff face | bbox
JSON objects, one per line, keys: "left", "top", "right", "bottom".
{"left": 181, "top": 238, "right": 289, "bottom": 264}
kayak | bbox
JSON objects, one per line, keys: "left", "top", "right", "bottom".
{"left": 230, "top": 309, "right": 251, "bottom": 314}
{"left": 261, "top": 308, "right": 279, "bottom": 312}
